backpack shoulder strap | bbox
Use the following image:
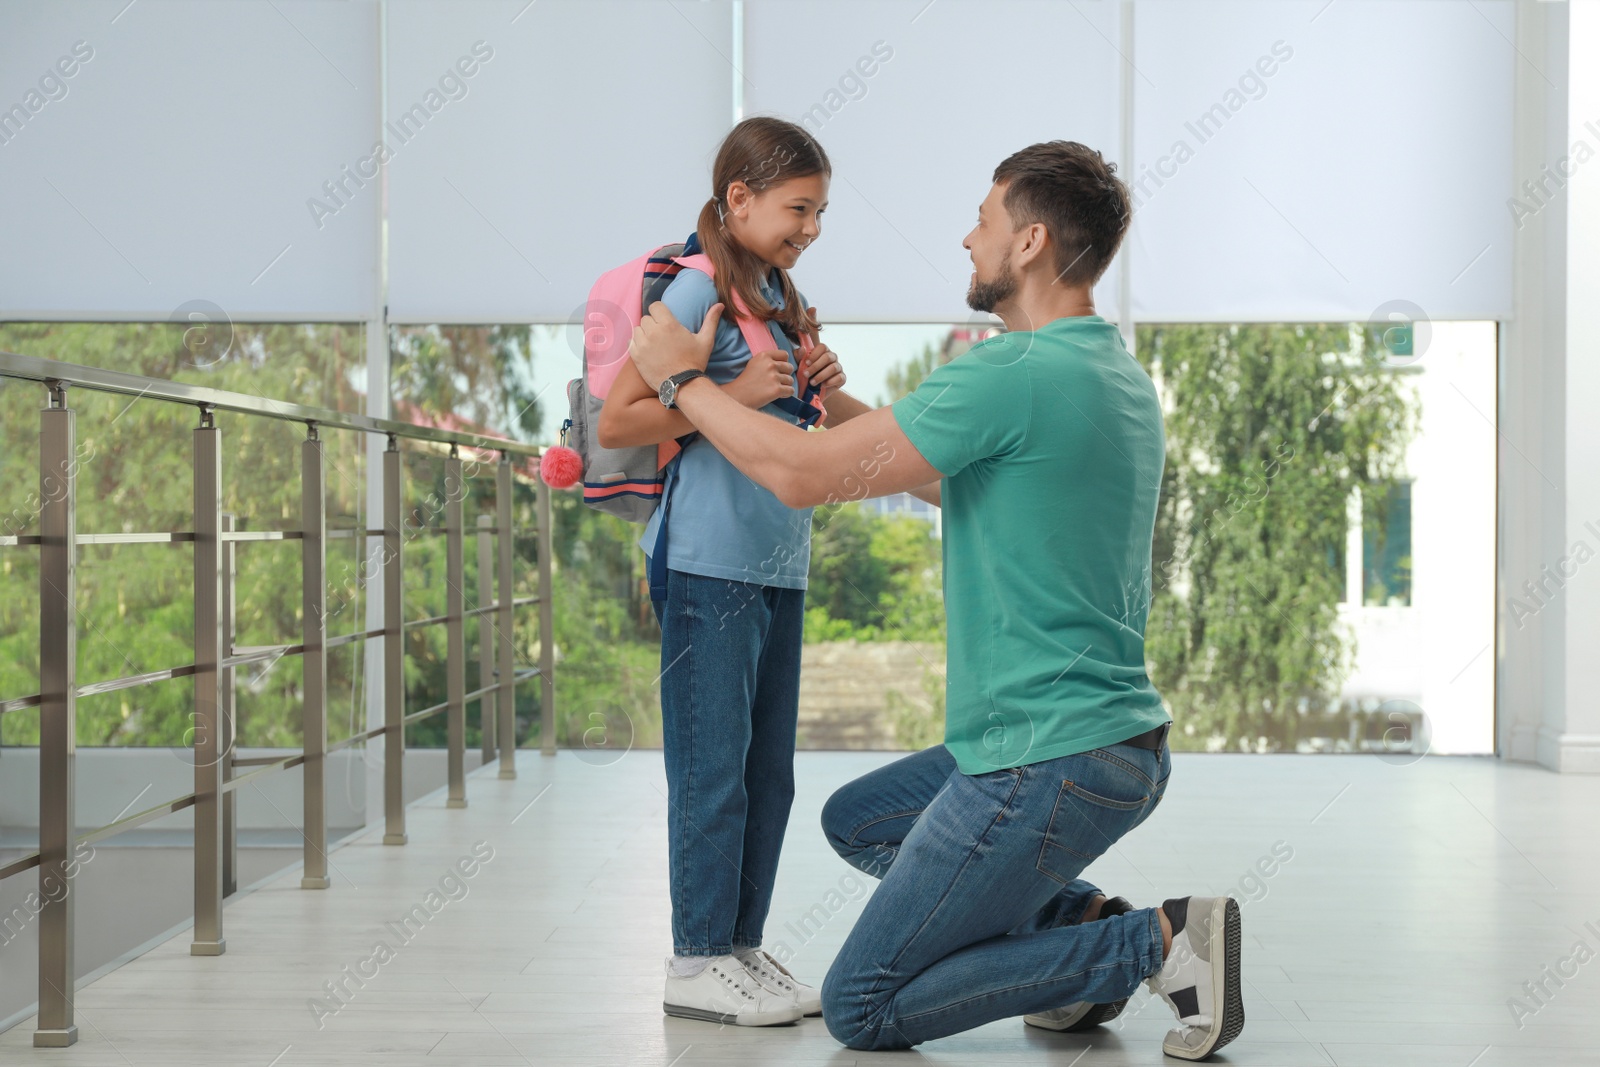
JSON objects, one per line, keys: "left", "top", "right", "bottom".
{"left": 670, "top": 253, "right": 826, "bottom": 427}
{"left": 671, "top": 253, "right": 784, "bottom": 363}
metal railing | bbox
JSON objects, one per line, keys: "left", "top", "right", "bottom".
{"left": 0, "top": 350, "right": 557, "bottom": 1048}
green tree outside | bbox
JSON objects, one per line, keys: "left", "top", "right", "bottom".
{"left": 1, "top": 318, "right": 1418, "bottom": 756}
{"left": 1135, "top": 324, "right": 1417, "bottom": 751}
{"left": 874, "top": 321, "right": 1418, "bottom": 753}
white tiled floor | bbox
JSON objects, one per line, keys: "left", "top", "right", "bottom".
{"left": 3, "top": 750, "right": 1599, "bottom": 1066}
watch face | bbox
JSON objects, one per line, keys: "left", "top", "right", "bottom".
{"left": 659, "top": 379, "right": 676, "bottom": 407}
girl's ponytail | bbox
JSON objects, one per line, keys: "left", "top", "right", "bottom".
{"left": 697, "top": 117, "right": 829, "bottom": 345}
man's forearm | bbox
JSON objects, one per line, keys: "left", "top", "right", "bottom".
{"left": 672, "top": 376, "right": 814, "bottom": 503}
{"left": 627, "top": 300, "right": 945, "bottom": 506}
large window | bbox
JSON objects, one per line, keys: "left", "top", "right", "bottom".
{"left": 1, "top": 316, "right": 1496, "bottom": 760}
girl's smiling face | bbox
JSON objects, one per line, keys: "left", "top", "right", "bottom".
{"left": 724, "top": 173, "right": 830, "bottom": 271}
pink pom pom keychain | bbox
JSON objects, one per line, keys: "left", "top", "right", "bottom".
{"left": 539, "top": 418, "right": 583, "bottom": 490}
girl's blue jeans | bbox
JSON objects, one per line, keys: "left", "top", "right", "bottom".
{"left": 652, "top": 567, "right": 805, "bottom": 957}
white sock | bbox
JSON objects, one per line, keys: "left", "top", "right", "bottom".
{"left": 733, "top": 945, "right": 760, "bottom": 961}
{"left": 668, "top": 955, "right": 713, "bottom": 977}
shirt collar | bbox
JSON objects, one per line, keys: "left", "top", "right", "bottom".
{"left": 759, "top": 269, "right": 782, "bottom": 305}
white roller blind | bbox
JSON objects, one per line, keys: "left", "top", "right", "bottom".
{"left": 0, "top": 1, "right": 379, "bottom": 321}
{"left": 1, "top": 0, "right": 1519, "bottom": 327}
{"left": 1130, "top": 0, "right": 1515, "bottom": 322}
{"left": 742, "top": 0, "right": 1125, "bottom": 323}
{"left": 384, "top": 0, "right": 735, "bottom": 324}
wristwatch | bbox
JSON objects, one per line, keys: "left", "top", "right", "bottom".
{"left": 658, "top": 369, "right": 708, "bottom": 409}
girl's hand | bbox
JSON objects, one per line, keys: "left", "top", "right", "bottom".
{"left": 802, "top": 342, "right": 846, "bottom": 396}
{"left": 727, "top": 348, "right": 796, "bottom": 408}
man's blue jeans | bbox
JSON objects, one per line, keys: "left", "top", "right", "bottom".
{"left": 652, "top": 567, "right": 805, "bottom": 957}
{"left": 818, "top": 740, "right": 1172, "bottom": 1050}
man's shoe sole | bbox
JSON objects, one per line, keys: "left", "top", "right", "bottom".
{"left": 663, "top": 1002, "right": 802, "bottom": 1026}
{"left": 1023, "top": 996, "right": 1130, "bottom": 1032}
{"left": 1068, "top": 997, "right": 1130, "bottom": 1031}
{"left": 1162, "top": 897, "right": 1244, "bottom": 1061}
{"left": 1025, "top": 895, "right": 1137, "bottom": 1033}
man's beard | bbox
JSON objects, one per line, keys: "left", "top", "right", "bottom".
{"left": 966, "top": 254, "right": 1016, "bottom": 313}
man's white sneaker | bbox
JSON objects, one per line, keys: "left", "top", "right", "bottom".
{"left": 736, "top": 947, "right": 822, "bottom": 1017}
{"left": 663, "top": 955, "right": 802, "bottom": 1026}
{"left": 1024, "top": 894, "right": 1135, "bottom": 1033}
{"left": 1145, "top": 896, "right": 1244, "bottom": 1061}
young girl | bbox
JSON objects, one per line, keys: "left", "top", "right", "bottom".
{"left": 598, "top": 116, "right": 867, "bottom": 1026}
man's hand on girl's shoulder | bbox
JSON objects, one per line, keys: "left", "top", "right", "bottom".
{"left": 631, "top": 301, "right": 721, "bottom": 389}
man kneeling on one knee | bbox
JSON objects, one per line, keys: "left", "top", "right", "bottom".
{"left": 628, "top": 139, "right": 1245, "bottom": 1062}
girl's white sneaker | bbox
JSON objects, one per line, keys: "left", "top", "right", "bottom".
{"left": 663, "top": 955, "right": 803, "bottom": 1026}
{"left": 737, "top": 947, "right": 823, "bottom": 1016}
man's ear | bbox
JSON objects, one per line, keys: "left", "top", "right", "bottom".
{"left": 1013, "top": 221, "right": 1051, "bottom": 272}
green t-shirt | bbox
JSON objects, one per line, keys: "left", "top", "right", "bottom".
{"left": 891, "top": 315, "right": 1170, "bottom": 775}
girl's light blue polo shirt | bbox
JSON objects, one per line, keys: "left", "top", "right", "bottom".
{"left": 638, "top": 267, "right": 813, "bottom": 590}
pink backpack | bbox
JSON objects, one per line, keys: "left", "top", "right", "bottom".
{"left": 561, "top": 234, "right": 827, "bottom": 523}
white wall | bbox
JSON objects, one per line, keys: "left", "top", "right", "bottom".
{"left": 1551, "top": 0, "right": 1600, "bottom": 770}
{"left": 1500, "top": 0, "right": 1600, "bottom": 773}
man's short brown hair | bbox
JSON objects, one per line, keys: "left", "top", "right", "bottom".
{"left": 992, "top": 141, "right": 1132, "bottom": 287}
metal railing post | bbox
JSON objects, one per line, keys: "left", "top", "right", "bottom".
{"left": 496, "top": 453, "right": 516, "bottom": 779}
{"left": 221, "top": 512, "right": 238, "bottom": 898}
{"left": 191, "top": 407, "right": 226, "bottom": 955}
{"left": 301, "top": 424, "right": 330, "bottom": 889}
{"left": 382, "top": 436, "right": 406, "bottom": 845}
{"left": 537, "top": 465, "right": 555, "bottom": 757}
{"left": 35, "top": 380, "right": 77, "bottom": 1048}
{"left": 445, "top": 447, "right": 466, "bottom": 808}
{"left": 478, "top": 513, "right": 496, "bottom": 762}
